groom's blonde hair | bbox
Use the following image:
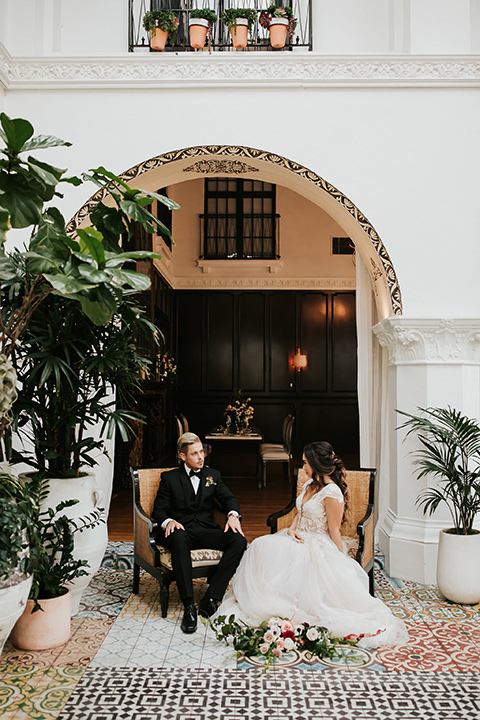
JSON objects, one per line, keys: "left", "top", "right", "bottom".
{"left": 177, "top": 432, "right": 202, "bottom": 458}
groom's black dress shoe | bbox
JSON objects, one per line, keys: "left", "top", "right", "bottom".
{"left": 198, "top": 596, "right": 218, "bottom": 618}
{"left": 181, "top": 603, "right": 197, "bottom": 634}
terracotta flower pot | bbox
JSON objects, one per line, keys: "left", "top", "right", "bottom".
{"left": 12, "top": 589, "right": 71, "bottom": 650}
{"left": 150, "top": 27, "right": 169, "bottom": 51}
{"left": 230, "top": 19, "right": 249, "bottom": 49}
{"left": 269, "top": 18, "right": 289, "bottom": 48}
{"left": 189, "top": 19, "right": 209, "bottom": 49}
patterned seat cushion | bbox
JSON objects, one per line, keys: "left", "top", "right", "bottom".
{"left": 343, "top": 536, "right": 359, "bottom": 559}
{"left": 157, "top": 546, "right": 224, "bottom": 571}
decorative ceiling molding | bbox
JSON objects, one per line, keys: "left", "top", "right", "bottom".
{"left": 1, "top": 43, "right": 479, "bottom": 90}
{"left": 67, "top": 144, "right": 403, "bottom": 316}
{"left": 374, "top": 318, "right": 480, "bottom": 365}
{"left": 184, "top": 160, "right": 258, "bottom": 174}
{"left": 172, "top": 277, "right": 357, "bottom": 291}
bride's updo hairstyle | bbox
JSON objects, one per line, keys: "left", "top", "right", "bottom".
{"left": 303, "top": 441, "right": 349, "bottom": 517}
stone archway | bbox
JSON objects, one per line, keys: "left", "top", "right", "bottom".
{"left": 70, "top": 145, "right": 402, "bottom": 319}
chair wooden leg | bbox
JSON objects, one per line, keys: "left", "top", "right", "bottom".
{"left": 368, "top": 567, "right": 375, "bottom": 596}
{"left": 133, "top": 561, "right": 140, "bottom": 594}
{"left": 283, "top": 460, "right": 289, "bottom": 483}
{"left": 262, "top": 461, "right": 267, "bottom": 488}
{"left": 160, "top": 580, "right": 170, "bottom": 618}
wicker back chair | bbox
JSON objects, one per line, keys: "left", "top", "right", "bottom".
{"left": 266, "top": 466, "right": 376, "bottom": 594}
{"left": 131, "top": 467, "right": 227, "bottom": 617}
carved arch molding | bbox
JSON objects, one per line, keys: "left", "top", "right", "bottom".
{"left": 69, "top": 145, "right": 402, "bottom": 316}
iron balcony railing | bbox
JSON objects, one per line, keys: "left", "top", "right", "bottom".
{"left": 129, "top": 1, "right": 312, "bottom": 52}
{"left": 199, "top": 213, "right": 280, "bottom": 260}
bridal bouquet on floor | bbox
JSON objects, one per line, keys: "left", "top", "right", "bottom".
{"left": 208, "top": 614, "right": 362, "bottom": 673}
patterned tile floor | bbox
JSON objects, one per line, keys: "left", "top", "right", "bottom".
{"left": 1, "top": 542, "right": 479, "bottom": 719}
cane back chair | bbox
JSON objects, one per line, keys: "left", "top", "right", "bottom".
{"left": 267, "top": 466, "right": 376, "bottom": 595}
{"left": 131, "top": 466, "right": 226, "bottom": 617}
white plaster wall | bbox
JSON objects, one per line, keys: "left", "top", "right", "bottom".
{"left": 410, "top": 0, "right": 472, "bottom": 54}
{"left": 3, "top": 83, "right": 480, "bottom": 318}
{"left": 313, "top": 0, "right": 391, "bottom": 54}
{"left": 1, "top": 0, "right": 128, "bottom": 56}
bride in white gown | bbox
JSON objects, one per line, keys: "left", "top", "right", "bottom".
{"left": 215, "top": 441, "right": 408, "bottom": 649}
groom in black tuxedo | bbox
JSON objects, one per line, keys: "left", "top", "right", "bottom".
{"left": 152, "top": 432, "right": 247, "bottom": 634}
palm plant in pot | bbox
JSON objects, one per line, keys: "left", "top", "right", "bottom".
{"left": 0, "top": 477, "right": 31, "bottom": 654}
{"left": 398, "top": 406, "right": 480, "bottom": 603}
{"left": 0, "top": 472, "right": 102, "bottom": 650}
{"left": 221, "top": 8, "right": 257, "bottom": 49}
{"left": 189, "top": 8, "right": 218, "bottom": 51}
{"left": 143, "top": 9, "right": 180, "bottom": 50}
{"left": 259, "top": 5, "right": 297, "bottom": 48}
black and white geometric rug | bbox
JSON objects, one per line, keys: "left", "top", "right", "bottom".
{"left": 58, "top": 667, "right": 480, "bottom": 720}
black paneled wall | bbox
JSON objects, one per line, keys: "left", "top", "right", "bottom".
{"left": 175, "top": 291, "right": 359, "bottom": 462}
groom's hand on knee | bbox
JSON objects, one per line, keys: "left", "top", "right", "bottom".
{"left": 224, "top": 515, "right": 245, "bottom": 537}
{"left": 165, "top": 520, "right": 185, "bottom": 537}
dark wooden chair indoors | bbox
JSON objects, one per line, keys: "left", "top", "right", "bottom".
{"left": 131, "top": 466, "right": 226, "bottom": 617}
{"left": 258, "top": 413, "right": 295, "bottom": 488}
{"left": 267, "top": 466, "right": 377, "bottom": 594}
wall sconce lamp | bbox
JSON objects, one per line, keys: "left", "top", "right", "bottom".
{"left": 291, "top": 348, "right": 307, "bottom": 371}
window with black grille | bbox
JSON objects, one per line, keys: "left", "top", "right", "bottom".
{"left": 332, "top": 237, "right": 355, "bottom": 255}
{"left": 202, "top": 179, "right": 277, "bottom": 260}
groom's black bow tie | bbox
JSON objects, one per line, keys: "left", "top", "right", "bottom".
{"left": 189, "top": 471, "right": 202, "bottom": 479}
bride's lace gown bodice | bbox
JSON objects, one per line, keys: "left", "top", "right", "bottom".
{"left": 296, "top": 480, "right": 343, "bottom": 537}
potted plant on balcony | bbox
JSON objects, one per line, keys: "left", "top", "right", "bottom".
{"left": 0, "top": 113, "right": 179, "bottom": 613}
{"left": 1, "top": 473, "right": 103, "bottom": 650}
{"left": 259, "top": 5, "right": 297, "bottom": 48}
{"left": 142, "top": 9, "right": 180, "bottom": 50}
{"left": 0, "top": 478, "right": 31, "bottom": 654}
{"left": 221, "top": 8, "right": 257, "bottom": 50}
{"left": 398, "top": 406, "right": 480, "bottom": 604}
{"left": 189, "top": 8, "right": 217, "bottom": 51}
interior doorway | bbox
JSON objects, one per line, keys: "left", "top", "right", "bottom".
{"left": 72, "top": 145, "right": 401, "bottom": 517}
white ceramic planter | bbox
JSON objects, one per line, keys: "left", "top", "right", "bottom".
{"left": 0, "top": 575, "right": 32, "bottom": 654}
{"left": 437, "top": 528, "right": 480, "bottom": 604}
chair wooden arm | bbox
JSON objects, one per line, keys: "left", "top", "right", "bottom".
{"left": 266, "top": 500, "right": 297, "bottom": 533}
{"left": 134, "top": 503, "right": 159, "bottom": 565}
{"left": 356, "top": 507, "right": 374, "bottom": 569}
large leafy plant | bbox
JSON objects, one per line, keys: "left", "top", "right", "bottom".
{"left": 0, "top": 113, "right": 179, "bottom": 470}
{"left": 0, "top": 471, "right": 102, "bottom": 610}
{"left": 397, "top": 406, "right": 480, "bottom": 535}
{"left": 0, "top": 495, "right": 29, "bottom": 584}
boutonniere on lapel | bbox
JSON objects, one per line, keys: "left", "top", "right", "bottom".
{"left": 205, "top": 476, "right": 216, "bottom": 488}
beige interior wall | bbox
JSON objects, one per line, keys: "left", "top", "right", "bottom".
{"left": 162, "top": 179, "right": 356, "bottom": 282}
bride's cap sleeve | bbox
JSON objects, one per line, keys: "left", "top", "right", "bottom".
{"left": 323, "top": 484, "right": 344, "bottom": 504}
